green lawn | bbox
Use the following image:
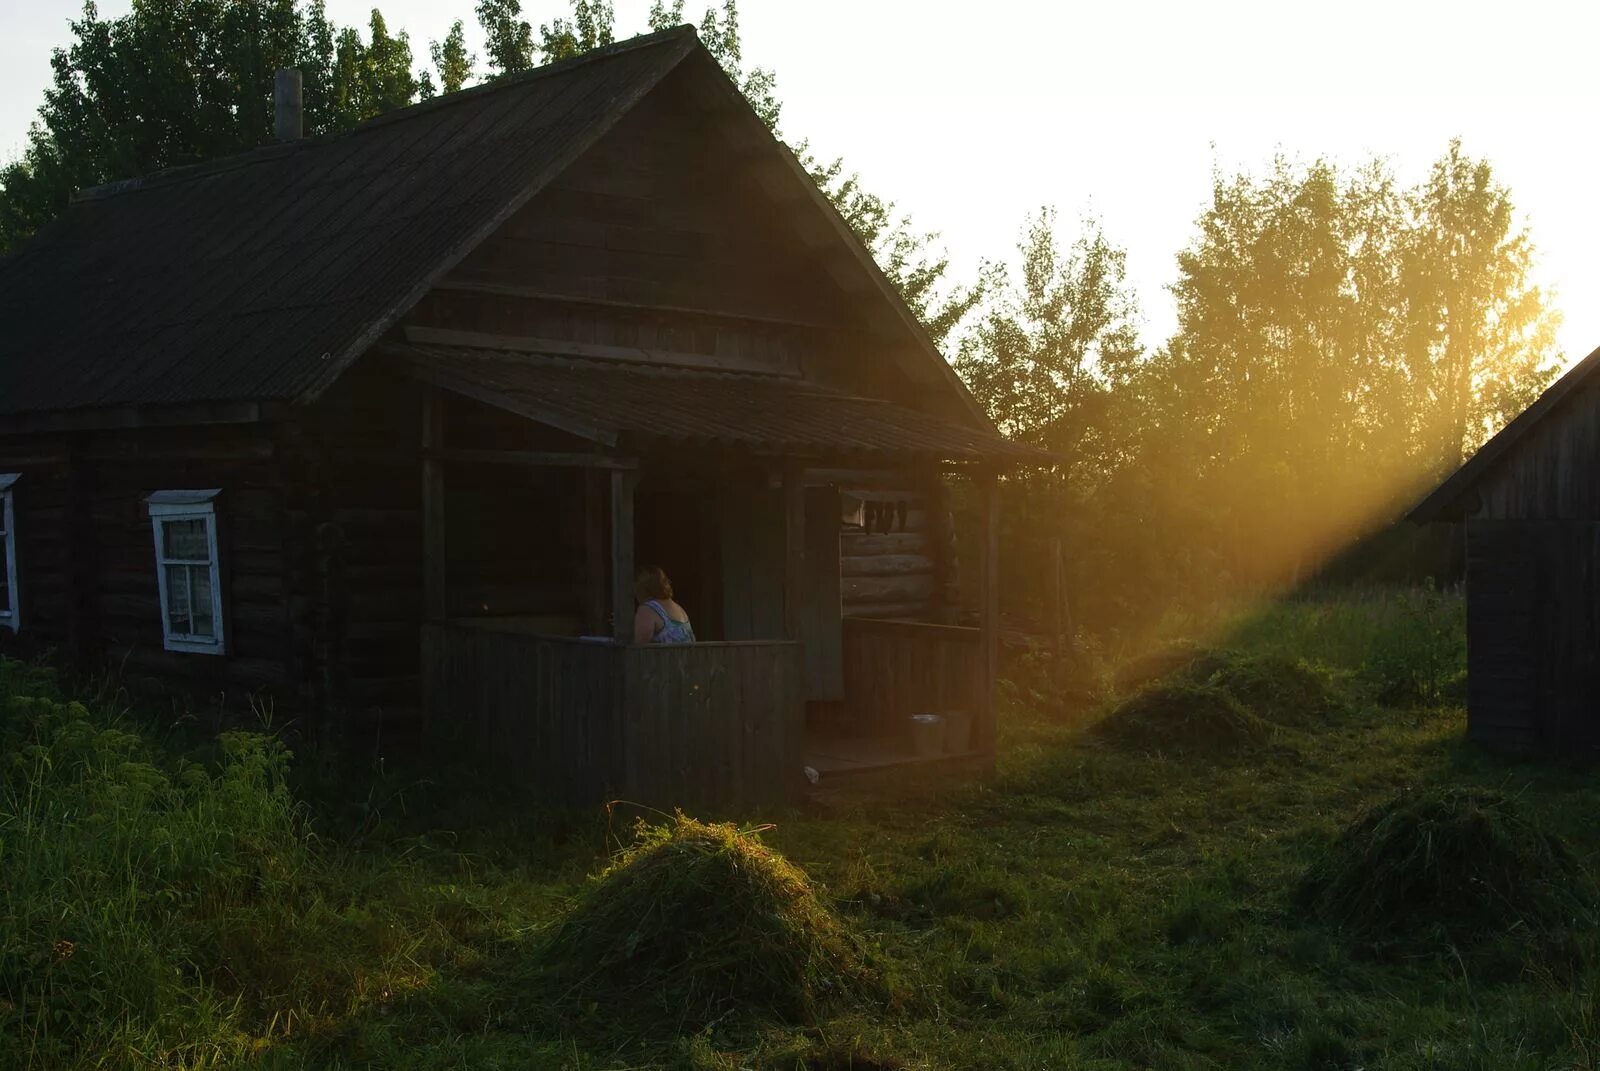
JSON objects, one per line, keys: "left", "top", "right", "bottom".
{"left": 6, "top": 587, "right": 1600, "bottom": 1069}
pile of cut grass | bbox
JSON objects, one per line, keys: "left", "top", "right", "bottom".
{"left": 1107, "top": 643, "right": 1344, "bottom": 742}
{"left": 1298, "top": 786, "right": 1596, "bottom": 950}
{"left": 1111, "top": 638, "right": 1214, "bottom": 695}
{"left": 534, "top": 814, "right": 879, "bottom": 1034}
{"left": 1091, "top": 681, "right": 1269, "bottom": 755}
{"left": 1183, "top": 650, "right": 1342, "bottom": 726}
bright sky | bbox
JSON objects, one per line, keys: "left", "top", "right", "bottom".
{"left": 4, "top": 0, "right": 1597, "bottom": 365}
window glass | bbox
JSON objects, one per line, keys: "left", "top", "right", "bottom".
{"left": 163, "top": 518, "right": 209, "bottom": 561}
{"left": 165, "top": 564, "right": 192, "bottom": 634}
{"left": 190, "top": 567, "right": 214, "bottom": 637}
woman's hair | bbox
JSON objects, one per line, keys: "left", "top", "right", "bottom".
{"left": 634, "top": 565, "right": 673, "bottom": 602}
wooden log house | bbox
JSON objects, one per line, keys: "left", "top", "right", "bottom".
{"left": 1410, "top": 342, "right": 1600, "bottom": 753}
{"left": 0, "top": 27, "right": 1041, "bottom": 805}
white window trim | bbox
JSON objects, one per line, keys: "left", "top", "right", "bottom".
{"left": 147, "top": 490, "right": 225, "bottom": 655}
{"left": 0, "top": 473, "right": 18, "bottom": 633}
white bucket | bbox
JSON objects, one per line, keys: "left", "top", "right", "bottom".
{"left": 908, "top": 713, "right": 946, "bottom": 757}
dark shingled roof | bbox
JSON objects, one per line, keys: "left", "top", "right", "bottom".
{"left": 397, "top": 344, "right": 1049, "bottom": 464}
{"left": 0, "top": 28, "right": 698, "bottom": 417}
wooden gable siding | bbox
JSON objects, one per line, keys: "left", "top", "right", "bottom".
{"left": 405, "top": 66, "right": 935, "bottom": 406}
{"left": 440, "top": 76, "right": 852, "bottom": 333}
{"left": 1472, "top": 382, "right": 1600, "bottom": 520}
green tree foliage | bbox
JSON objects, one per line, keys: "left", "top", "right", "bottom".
{"left": 956, "top": 210, "right": 1152, "bottom": 630}
{"left": 1400, "top": 140, "right": 1560, "bottom": 474}
{"left": 329, "top": 10, "right": 419, "bottom": 127}
{"left": 965, "top": 145, "right": 1559, "bottom": 637}
{"left": 0, "top": 0, "right": 421, "bottom": 252}
{"left": 536, "top": 0, "right": 615, "bottom": 63}
{"left": 958, "top": 209, "right": 1141, "bottom": 463}
{"left": 429, "top": 19, "right": 476, "bottom": 95}
{"left": 475, "top": 0, "right": 535, "bottom": 74}
{"left": 1153, "top": 144, "right": 1558, "bottom": 591}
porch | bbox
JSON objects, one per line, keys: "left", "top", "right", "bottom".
{"left": 404, "top": 344, "right": 1034, "bottom": 808}
{"left": 421, "top": 613, "right": 990, "bottom": 808}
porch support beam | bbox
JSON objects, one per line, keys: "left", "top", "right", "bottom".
{"left": 782, "top": 462, "right": 806, "bottom": 641}
{"left": 422, "top": 390, "right": 447, "bottom": 622}
{"left": 610, "top": 469, "right": 637, "bottom": 644}
{"left": 584, "top": 471, "right": 608, "bottom": 635}
{"left": 425, "top": 448, "right": 637, "bottom": 469}
{"left": 976, "top": 469, "right": 1001, "bottom": 754}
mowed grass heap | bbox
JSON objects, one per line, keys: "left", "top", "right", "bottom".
{"left": 5, "top": 587, "right": 1600, "bottom": 1070}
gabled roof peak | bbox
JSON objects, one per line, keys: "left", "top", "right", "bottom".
{"left": 73, "top": 25, "right": 702, "bottom": 205}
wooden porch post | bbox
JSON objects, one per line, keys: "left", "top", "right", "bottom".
{"left": 976, "top": 469, "right": 1001, "bottom": 753}
{"left": 610, "top": 469, "right": 636, "bottom": 643}
{"left": 421, "top": 390, "right": 447, "bottom": 622}
{"left": 782, "top": 462, "right": 806, "bottom": 642}
{"left": 584, "top": 470, "right": 608, "bottom": 634}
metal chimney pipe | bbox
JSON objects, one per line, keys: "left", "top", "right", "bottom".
{"left": 274, "top": 68, "right": 303, "bottom": 141}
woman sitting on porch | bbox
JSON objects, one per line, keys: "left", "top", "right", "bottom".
{"left": 633, "top": 566, "right": 696, "bottom": 645}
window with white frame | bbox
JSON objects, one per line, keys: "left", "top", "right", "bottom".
{"left": 147, "top": 490, "right": 225, "bottom": 654}
{"left": 0, "top": 474, "right": 18, "bottom": 632}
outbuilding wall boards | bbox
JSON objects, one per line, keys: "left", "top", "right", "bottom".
{"left": 1465, "top": 519, "right": 1600, "bottom": 751}
{"left": 1450, "top": 379, "right": 1600, "bottom": 753}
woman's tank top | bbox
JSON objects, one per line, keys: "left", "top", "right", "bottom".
{"left": 644, "top": 600, "right": 696, "bottom": 644}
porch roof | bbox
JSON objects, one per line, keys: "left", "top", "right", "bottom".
{"left": 394, "top": 344, "right": 1049, "bottom": 465}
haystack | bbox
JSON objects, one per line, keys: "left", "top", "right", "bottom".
{"left": 535, "top": 815, "right": 876, "bottom": 1032}
{"left": 1298, "top": 787, "right": 1594, "bottom": 947}
{"left": 1091, "top": 681, "right": 1269, "bottom": 754}
{"left": 1188, "top": 651, "right": 1340, "bottom": 725}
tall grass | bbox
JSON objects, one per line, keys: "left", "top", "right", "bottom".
{"left": 0, "top": 659, "right": 494, "bottom": 1069}
{"left": 1198, "top": 583, "right": 1467, "bottom": 702}
{"left": 1, "top": 661, "right": 315, "bottom": 1066}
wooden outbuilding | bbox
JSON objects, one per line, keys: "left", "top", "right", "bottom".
{"left": 1410, "top": 344, "right": 1600, "bottom": 752}
{"left": 0, "top": 27, "right": 1038, "bottom": 805}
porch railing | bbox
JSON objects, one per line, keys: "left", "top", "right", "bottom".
{"left": 841, "top": 616, "right": 989, "bottom": 750}
{"left": 421, "top": 621, "right": 803, "bottom": 807}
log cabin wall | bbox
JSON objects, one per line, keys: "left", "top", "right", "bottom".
{"left": 0, "top": 423, "right": 300, "bottom": 703}
{"left": 823, "top": 469, "right": 950, "bottom": 622}
{"left": 0, "top": 436, "right": 77, "bottom": 650}
{"left": 293, "top": 366, "right": 428, "bottom": 717}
